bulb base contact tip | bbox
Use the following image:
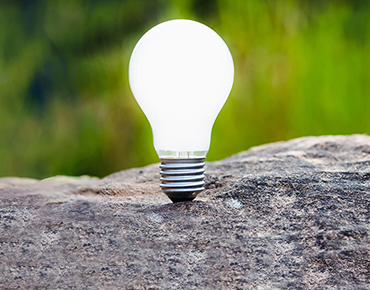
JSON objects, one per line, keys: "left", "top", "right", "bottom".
{"left": 159, "top": 158, "right": 205, "bottom": 203}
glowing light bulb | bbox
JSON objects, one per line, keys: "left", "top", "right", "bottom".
{"left": 129, "top": 19, "right": 234, "bottom": 202}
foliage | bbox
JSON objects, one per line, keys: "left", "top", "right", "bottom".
{"left": 1, "top": 0, "right": 369, "bottom": 178}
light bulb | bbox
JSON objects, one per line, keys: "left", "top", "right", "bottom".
{"left": 129, "top": 19, "right": 234, "bottom": 202}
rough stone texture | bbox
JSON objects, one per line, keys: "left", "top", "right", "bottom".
{"left": 1, "top": 135, "right": 370, "bottom": 289}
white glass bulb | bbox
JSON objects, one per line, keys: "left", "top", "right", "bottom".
{"left": 129, "top": 19, "right": 234, "bottom": 202}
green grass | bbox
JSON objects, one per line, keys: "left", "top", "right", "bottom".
{"left": 0, "top": 0, "right": 369, "bottom": 178}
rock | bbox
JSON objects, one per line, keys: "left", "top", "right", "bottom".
{"left": 1, "top": 135, "right": 370, "bottom": 289}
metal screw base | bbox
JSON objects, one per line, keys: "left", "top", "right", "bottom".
{"left": 159, "top": 158, "right": 205, "bottom": 203}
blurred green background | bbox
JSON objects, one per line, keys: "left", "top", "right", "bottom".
{"left": 1, "top": 0, "right": 369, "bottom": 179}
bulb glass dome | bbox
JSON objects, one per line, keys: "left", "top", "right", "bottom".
{"left": 129, "top": 19, "right": 234, "bottom": 158}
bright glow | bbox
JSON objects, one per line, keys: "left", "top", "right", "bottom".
{"left": 129, "top": 19, "right": 234, "bottom": 158}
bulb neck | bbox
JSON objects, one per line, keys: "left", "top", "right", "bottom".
{"left": 159, "top": 158, "right": 205, "bottom": 203}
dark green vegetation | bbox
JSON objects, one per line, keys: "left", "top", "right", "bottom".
{"left": 1, "top": 0, "right": 369, "bottom": 178}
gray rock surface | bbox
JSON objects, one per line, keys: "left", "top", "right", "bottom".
{"left": 1, "top": 135, "right": 370, "bottom": 289}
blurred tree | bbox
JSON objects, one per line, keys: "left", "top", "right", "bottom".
{"left": 0, "top": 0, "right": 369, "bottom": 178}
